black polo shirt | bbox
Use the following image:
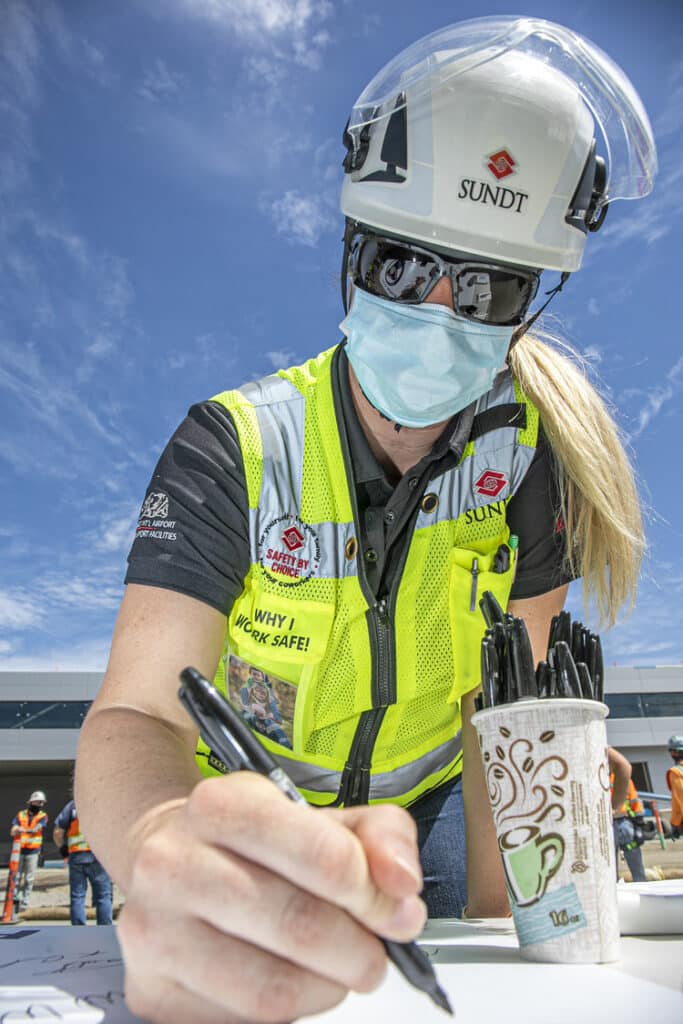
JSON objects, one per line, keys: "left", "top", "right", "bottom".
{"left": 125, "top": 345, "right": 572, "bottom": 612}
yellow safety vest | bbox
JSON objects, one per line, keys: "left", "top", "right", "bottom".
{"left": 196, "top": 346, "right": 539, "bottom": 807}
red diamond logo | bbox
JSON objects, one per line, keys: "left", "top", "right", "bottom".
{"left": 282, "top": 526, "right": 305, "bottom": 552}
{"left": 487, "top": 149, "right": 516, "bottom": 181}
{"left": 475, "top": 470, "right": 507, "bottom": 498}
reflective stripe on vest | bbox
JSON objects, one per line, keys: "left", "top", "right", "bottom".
{"left": 264, "top": 732, "right": 463, "bottom": 802}
{"left": 66, "top": 816, "right": 90, "bottom": 854}
{"left": 200, "top": 347, "right": 538, "bottom": 807}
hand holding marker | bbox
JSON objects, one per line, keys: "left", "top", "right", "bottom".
{"left": 177, "top": 666, "right": 453, "bottom": 1015}
{"left": 475, "top": 594, "right": 604, "bottom": 709}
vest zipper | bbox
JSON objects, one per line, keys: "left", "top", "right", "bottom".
{"left": 330, "top": 348, "right": 410, "bottom": 806}
{"left": 335, "top": 597, "right": 394, "bottom": 806}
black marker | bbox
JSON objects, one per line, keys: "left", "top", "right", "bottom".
{"left": 178, "top": 667, "right": 453, "bottom": 1016}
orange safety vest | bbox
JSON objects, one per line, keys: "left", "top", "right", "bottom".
{"left": 666, "top": 763, "right": 683, "bottom": 827}
{"left": 16, "top": 809, "right": 47, "bottom": 851}
{"left": 609, "top": 775, "right": 643, "bottom": 816}
{"left": 624, "top": 779, "right": 644, "bottom": 816}
{"left": 66, "top": 815, "right": 91, "bottom": 854}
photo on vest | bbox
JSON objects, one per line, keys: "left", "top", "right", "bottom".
{"left": 227, "top": 655, "right": 295, "bottom": 750}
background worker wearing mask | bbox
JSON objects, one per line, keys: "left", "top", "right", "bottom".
{"left": 666, "top": 735, "right": 683, "bottom": 838}
{"left": 75, "top": 17, "right": 657, "bottom": 1024}
{"left": 10, "top": 790, "right": 48, "bottom": 919}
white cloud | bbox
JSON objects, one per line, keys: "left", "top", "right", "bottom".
{"left": 175, "top": 0, "right": 333, "bottom": 69}
{"left": 138, "top": 58, "right": 184, "bottom": 102}
{"left": 265, "top": 349, "right": 296, "bottom": 368}
{"left": 654, "top": 59, "right": 683, "bottom": 140}
{"left": 581, "top": 345, "right": 602, "bottom": 365}
{"left": 628, "top": 355, "right": 683, "bottom": 439}
{"left": 0, "top": 636, "right": 111, "bottom": 672}
{"left": 0, "top": 591, "right": 42, "bottom": 630}
{"left": 0, "top": 1, "right": 40, "bottom": 198}
{"left": 40, "top": 573, "right": 122, "bottom": 611}
{"left": 84, "top": 503, "right": 140, "bottom": 556}
{"left": 268, "top": 189, "right": 334, "bottom": 246}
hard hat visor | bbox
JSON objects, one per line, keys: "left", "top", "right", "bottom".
{"left": 347, "top": 16, "right": 656, "bottom": 204}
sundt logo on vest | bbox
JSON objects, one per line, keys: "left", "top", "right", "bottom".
{"left": 282, "top": 526, "right": 305, "bottom": 553}
{"left": 475, "top": 470, "right": 507, "bottom": 498}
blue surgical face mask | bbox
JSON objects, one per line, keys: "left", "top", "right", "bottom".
{"left": 340, "top": 288, "right": 514, "bottom": 428}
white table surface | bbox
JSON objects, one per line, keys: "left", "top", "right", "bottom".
{"left": 1, "top": 918, "right": 681, "bottom": 1024}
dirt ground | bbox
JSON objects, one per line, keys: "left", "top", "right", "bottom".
{"left": 1, "top": 865, "right": 125, "bottom": 922}
{"left": 2, "top": 839, "right": 682, "bottom": 924}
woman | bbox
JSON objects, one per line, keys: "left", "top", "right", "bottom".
{"left": 76, "top": 17, "right": 656, "bottom": 1024}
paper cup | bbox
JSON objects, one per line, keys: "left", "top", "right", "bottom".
{"left": 472, "top": 698, "right": 619, "bottom": 963}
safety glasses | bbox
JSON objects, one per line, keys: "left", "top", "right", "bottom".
{"left": 349, "top": 233, "right": 540, "bottom": 326}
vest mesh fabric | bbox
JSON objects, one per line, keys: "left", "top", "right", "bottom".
{"left": 204, "top": 347, "right": 538, "bottom": 804}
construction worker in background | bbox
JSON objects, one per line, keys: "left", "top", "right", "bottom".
{"left": 10, "top": 790, "right": 48, "bottom": 918}
{"left": 666, "top": 735, "right": 683, "bottom": 839}
{"left": 53, "top": 799, "right": 113, "bottom": 926}
{"left": 609, "top": 747, "right": 647, "bottom": 882}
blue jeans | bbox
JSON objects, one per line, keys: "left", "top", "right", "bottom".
{"left": 68, "top": 856, "right": 113, "bottom": 925}
{"left": 408, "top": 778, "right": 467, "bottom": 918}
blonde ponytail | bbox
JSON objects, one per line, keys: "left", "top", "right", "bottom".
{"left": 508, "top": 330, "right": 644, "bottom": 627}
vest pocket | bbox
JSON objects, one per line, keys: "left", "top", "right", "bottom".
{"left": 228, "top": 581, "right": 334, "bottom": 667}
{"left": 447, "top": 538, "right": 517, "bottom": 701}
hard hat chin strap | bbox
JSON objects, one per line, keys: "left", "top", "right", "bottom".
{"left": 510, "top": 272, "right": 571, "bottom": 346}
{"left": 340, "top": 219, "right": 357, "bottom": 314}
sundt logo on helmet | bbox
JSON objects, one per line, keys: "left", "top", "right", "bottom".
{"left": 475, "top": 470, "right": 507, "bottom": 498}
{"left": 487, "top": 150, "right": 516, "bottom": 180}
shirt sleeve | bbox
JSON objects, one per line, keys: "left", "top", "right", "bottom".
{"left": 507, "top": 424, "right": 576, "bottom": 600}
{"left": 53, "top": 805, "right": 71, "bottom": 831}
{"left": 125, "top": 400, "right": 251, "bottom": 615}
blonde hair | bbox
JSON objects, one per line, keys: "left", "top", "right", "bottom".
{"left": 508, "top": 330, "right": 644, "bottom": 627}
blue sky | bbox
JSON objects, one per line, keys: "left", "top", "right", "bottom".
{"left": 0, "top": 0, "right": 682, "bottom": 671}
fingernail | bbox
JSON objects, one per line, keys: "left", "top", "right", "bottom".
{"left": 383, "top": 895, "right": 427, "bottom": 935}
{"left": 393, "top": 853, "right": 423, "bottom": 888}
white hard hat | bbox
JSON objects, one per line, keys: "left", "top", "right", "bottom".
{"left": 28, "top": 790, "right": 46, "bottom": 803}
{"left": 341, "top": 16, "right": 656, "bottom": 272}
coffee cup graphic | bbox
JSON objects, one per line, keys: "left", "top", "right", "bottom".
{"left": 499, "top": 825, "right": 564, "bottom": 907}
